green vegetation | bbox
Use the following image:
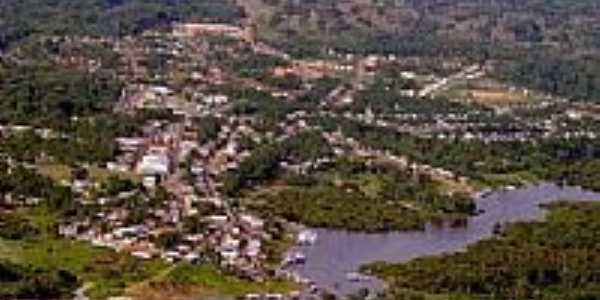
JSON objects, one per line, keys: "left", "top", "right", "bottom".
{"left": 3, "top": 1, "right": 600, "bottom": 298}
{"left": 165, "top": 263, "right": 294, "bottom": 297}
{"left": 0, "top": 208, "right": 171, "bottom": 300}
{"left": 0, "top": 259, "right": 78, "bottom": 300}
{"left": 0, "top": 55, "right": 153, "bottom": 165}
{"left": 326, "top": 117, "right": 600, "bottom": 190}
{"left": 0, "top": 204, "right": 293, "bottom": 299}
{"left": 254, "top": 185, "right": 425, "bottom": 232}
{"left": 0, "top": 161, "right": 73, "bottom": 211}
{"left": 366, "top": 202, "right": 600, "bottom": 300}
{"left": 256, "top": 0, "right": 600, "bottom": 56}
{"left": 228, "top": 50, "right": 290, "bottom": 80}
{"left": 0, "top": 213, "right": 41, "bottom": 240}
{"left": 249, "top": 158, "right": 474, "bottom": 232}
{"left": 499, "top": 51, "right": 600, "bottom": 102}
{"left": 0, "top": 0, "right": 244, "bottom": 49}
{"left": 36, "top": 163, "right": 141, "bottom": 185}
{"left": 1, "top": 237, "right": 169, "bottom": 300}
{"left": 252, "top": 0, "right": 600, "bottom": 102}
{"left": 298, "top": 76, "right": 342, "bottom": 105}
{"left": 440, "top": 78, "right": 541, "bottom": 107}
{"left": 0, "top": 58, "right": 120, "bottom": 128}
{"left": 196, "top": 115, "right": 221, "bottom": 144}
{"left": 223, "top": 130, "right": 332, "bottom": 196}
{"left": 223, "top": 86, "right": 299, "bottom": 131}
{"left": 349, "top": 68, "right": 485, "bottom": 116}
{"left": 0, "top": 114, "right": 143, "bottom": 164}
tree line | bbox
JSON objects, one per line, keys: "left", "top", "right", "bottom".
{"left": 366, "top": 202, "right": 600, "bottom": 300}
{"left": 0, "top": 0, "right": 245, "bottom": 49}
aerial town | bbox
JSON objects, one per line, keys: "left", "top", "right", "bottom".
{"left": 2, "top": 1, "right": 600, "bottom": 300}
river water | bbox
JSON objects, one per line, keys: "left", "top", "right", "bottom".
{"left": 286, "top": 183, "right": 600, "bottom": 296}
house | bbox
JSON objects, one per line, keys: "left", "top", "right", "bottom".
{"left": 183, "top": 252, "right": 201, "bottom": 264}
{"left": 138, "top": 153, "right": 170, "bottom": 176}
{"left": 240, "top": 214, "right": 264, "bottom": 230}
{"left": 116, "top": 137, "right": 146, "bottom": 152}
{"left": 143, "top": 175, "right": 158, "bottom": 189}
{"left": 245, "top": 239, "right": 262, "bottom": 258}
{"left": 131, "top": 251, "right": 153, "bottom": 260}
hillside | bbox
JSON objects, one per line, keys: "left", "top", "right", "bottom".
{"left": 245, "top": 0, "right": 600, "bottom": 56}
{"left": 232, "top": 0, "right": 600, "bottom": 101}
{"left": 0, "top": 0, "right": 245, "bottom": 49}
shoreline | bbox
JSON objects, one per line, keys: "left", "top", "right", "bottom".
{"left": 281, "top": 182, "right": 600, "bottom": 296}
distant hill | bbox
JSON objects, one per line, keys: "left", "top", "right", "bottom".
{"left": 237, "top": 0, "right": 600, "bottom": 102}
{"left": 243, "top": 0, "right": 600, "bottom": 57}
{"left": 0, "top": 0, "right": 245, "bottom": 49}
{"left": 2, "top": 0, "right": 598, "bottom": 56}
{"left": 1, "top": 0, "right": 599, "bottom": 101}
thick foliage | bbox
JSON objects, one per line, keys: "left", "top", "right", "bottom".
{"left": 0, "top": 0, "right": 244, "bottom": 48}
{"left": 368, "top": 202, "right": 600, "bottom": 299}
{"left": 0, "top": 260, "right": 78, "bottom": 300}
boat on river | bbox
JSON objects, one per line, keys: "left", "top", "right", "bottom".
{"left": 285, "top": 183, "right": 600, "bottom": 296}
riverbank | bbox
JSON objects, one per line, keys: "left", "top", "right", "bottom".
{"left": 367, "top": 201, "right": 600, "bottom": 299}
{"left": 283, "top": 183, "right": 600, "bottom": 296}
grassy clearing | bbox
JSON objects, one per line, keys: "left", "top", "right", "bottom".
{"left": 127, "top": 283, "right": 206, "bottom": 300}
{"left": 475, "top": 171, "right": 541, "bottom": 189}
{"left": 442, "top": 78, "right": 542, "bottom": 107}
{"left": 89, "top": 165, "right": 142, "bottom": 183}
{"left": 36, "top": 163, "right": 141, "bottom": 184}
{"left": 164, "top": 263, "right": 296, "bottom": 297}
{"left": 37, "top": 163, "right": 73, "bottom": 182}
{"left": 0, "top": 239, "right": 12, "bottom": 260}
{"left": 0, "top": 237, "right": 171, "bottom": 299}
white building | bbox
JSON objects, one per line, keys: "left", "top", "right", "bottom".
{"left": 138, "top": 153, "right": 170, "bottom": 176}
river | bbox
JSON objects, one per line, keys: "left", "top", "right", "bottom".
{"left": 285, "top": 183, "right": 600, "bottom": 296}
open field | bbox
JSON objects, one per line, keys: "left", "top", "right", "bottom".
{"left": 165, "top": 264, "right": 296, "bottom": 297}
{"left": 1, "top": 236, "right": 294, "bottom": 300}
{"left": 36, "top": 163, "right": 142, "bottom": 184}
{"left": 0, "top": 236, "right": 170, "bottom": 299}
{"left": 443, "top": 78, "right": 542, "bottom": 106}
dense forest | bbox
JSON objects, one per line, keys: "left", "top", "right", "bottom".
{"left": 499, "top": 50, "right": 600, "bottom": 102}
{"left": 0, "top": 52, "right": 160, "bottom": 164}
{"left": 0, "top": 160, "right": 73, "bottom": 211}
{"left": 0, "top": 58, "right": 121, "bottom": 128}
{"left": 0, "top": 0, "right": 244, "bottom": 49}
{"left": 257, "top": 0, "right": 600, "bottom": 56}
{"left": 0, "top": 116, "right": 142, "bottom": 164}
{"left": 249, "top": 158, "right": 475, "bottom": 232}
{"left": 367, "top": 202, "right": 600, "bottom": 300}
{"left": 0, "top": 259, "right": 78, "bottom": 300}
{"left": 222, "top": 130, "right": 333, "bottom": 195}
{"left": 0, "top": 161, "right": 80, "bottom": 299}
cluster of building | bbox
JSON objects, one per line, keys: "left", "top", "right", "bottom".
{"left": 7, "top": 17, "right": 600, "bottom": 300}
{"left": 59, "top": 201, "right": 272, "bottom": 279}
{"left": 56, "top": 86, "right": 286, "bottom": 280}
